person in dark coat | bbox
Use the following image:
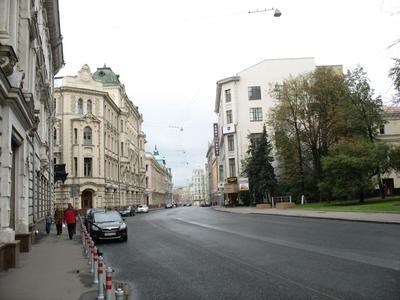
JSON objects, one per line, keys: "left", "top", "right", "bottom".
{"left": 64, "top": 203, "right": 77, "bottom": 240}
{"left": 54, "top": 204, "right": 64, "bottom": 235}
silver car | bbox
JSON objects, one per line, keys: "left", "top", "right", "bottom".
{"left": 136, "top": 204, "right": 149, "bottom": 213}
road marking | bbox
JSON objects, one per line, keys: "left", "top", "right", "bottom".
{"left": 174, "top": 217, "right": 400, "bottom": 272}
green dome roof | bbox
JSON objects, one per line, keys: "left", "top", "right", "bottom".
{"left": 92, "top": 65, "right": 120, "bottom": 85}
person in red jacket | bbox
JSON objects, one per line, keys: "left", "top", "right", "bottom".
{"left": 64, "top": 203, "right": 77, "bottom": 240}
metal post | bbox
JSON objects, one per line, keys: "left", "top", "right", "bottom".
{"left": 93, "top": 246, "right": 98, "bottom": 284}
{"left": 89, "top": 240, "right": 93, "bottom": 271}
{"left": 115, "top": 288, "right": 124, "bottom": 300}
{"left": 105, "top": 267, "right": 114, "bottom": 300}
{"left": 97, "top": 256, "right": 105, "bottom": 300}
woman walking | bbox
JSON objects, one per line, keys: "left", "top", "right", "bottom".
{"left": 54, "top": 204, "right": 64, "bottom": 235}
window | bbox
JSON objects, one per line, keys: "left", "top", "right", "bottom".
{"left": 379, "top": 125, "right": 385, "bottom": 134}
{"left": 121, "top": 142, "right": 124, "bottom": 156}
{"left": 83, "top": 127, "right": 92, "bottom": 144}
{"left": 74, "top": 128, "right": 78, "bottom": 144}
{"left": 229, "top": 158, "right": 236, "bottom": 177}
{"left": 225, "top": 89, "right": 231, "bottom": 103}
{"left": 249, "top": 107, "right": 263, "bottom": 122}
{"left": 145, "top": 164, "right": 148, "bottom": 172}
{"left": 84, "top": 158, "right": 92, "bottom": 177}
{"left": 228, "top": 135, "right": 234, "bottom": 151}
{"left": 121, "top": 120, "right": 124, "bottom": 132}
{"left": 74, "top": 157, "right": 78, "bottom": 176}
{"left": 219, "top": 165, "right": 224, "bottom": 181}
{"left": 54, "top": 98, "right": 56, "bottom": 113}
{"left": 78, "top": 98, "right": 83, "bottom": 114}
{"left": 145, "top": 177, "right": 149, "bottom": 188}
{"left": 87, "top": 99, "right": 92, "bottom": 114}
{"left": 53, "top": 128, "right": 57, "bottom": 145}
{"left": 226, "top": 110, "right": 233, "bottom": 124}
{"left": 248, "top": 86, "right": 261, "bottom": 100}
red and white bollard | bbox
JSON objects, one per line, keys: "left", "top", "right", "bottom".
{"left": 97, "top": 255, "right": 105, "bottom": 300}
{"left": 93, "top": 246, "right": 98, "bottom": 284}
{"left": 89, "top": 239, "right": 94, "bottom": 272}
{"left": 105, "top": 267, "right": 114, "bottom": 300}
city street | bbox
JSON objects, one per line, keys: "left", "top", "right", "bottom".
{"left": 98, "top": 207, "right": 400, "bottom": 300}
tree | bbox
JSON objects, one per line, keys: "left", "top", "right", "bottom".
{"left": 344, "top": 67, "right": 386, "bottom": 198}
{"left": 389, "top": 58, "right": 400, "bottom": 103}
{"left": 321, "top": 139, "right": 399, "bottom": 203}
{"left": 270, "top": 67, "right": 347, "bottom": 200}
{"left": 242, "top": 125, "right": 277, "bottom": 204}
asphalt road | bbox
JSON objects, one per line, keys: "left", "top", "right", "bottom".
{"left": 98, "top": 207, "right": 400, "bottom": 300}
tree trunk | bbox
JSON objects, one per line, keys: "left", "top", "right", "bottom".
{"left": 359, "top": 190, "right": 365, "bottom": 203}
{"left": 376, "top": 172, "right": 385, "bottom": 199}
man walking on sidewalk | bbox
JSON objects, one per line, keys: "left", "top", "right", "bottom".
{"left": 54, "top": 204, "right": 64, "bottom": 235}
{"left": 64, "top": 203, "right": 77, "bottom": 240}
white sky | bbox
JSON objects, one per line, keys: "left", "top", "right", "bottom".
{"left": 58, "top": 0, "right": 400, "bottom": 187}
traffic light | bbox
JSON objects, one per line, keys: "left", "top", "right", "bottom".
{"left": 54, "top": 163, "right": 68, "bottom": 183}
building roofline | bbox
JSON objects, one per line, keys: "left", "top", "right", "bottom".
{"left": 214, "top": 76, "right": 240, "bottom": 113}
{"left": 237, "top": 57, "right": 315, "bottom": 75}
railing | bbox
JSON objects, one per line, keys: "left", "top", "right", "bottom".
{"left": 78, "top": 216, "right": 125, "bottom": 300}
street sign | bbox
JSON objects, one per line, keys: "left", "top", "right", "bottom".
{"left": 239, "top": 177, "right": 249, "bottom": 191}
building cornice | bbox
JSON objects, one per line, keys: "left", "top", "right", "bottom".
{"left": 214, "top": 76, "right": 240, "bottom": 113}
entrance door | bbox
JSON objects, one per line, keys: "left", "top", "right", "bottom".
{"left": 383, "top": 178, "right": 395, "bottom": 196}
{"left": 81, "top": 190, "right": 93, "bottom": 209}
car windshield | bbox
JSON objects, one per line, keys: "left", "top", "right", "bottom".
{"left": 93, "top": 212, "right": 122, "bottom": 223}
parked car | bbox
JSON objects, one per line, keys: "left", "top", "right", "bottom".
{"left": 89, "top": 211, "right": 127, "bottom": 242}
{"left": 165, "top": 203, "right": 173, "bottom": 209}
{"left": 119, "top": 206, "right": 135, "bottom": 217}
{"left": 136, "top": 204, "right": 149, "bottom": 213}
{"left": 85, "top": 207, "right": 106, "bottom": 229}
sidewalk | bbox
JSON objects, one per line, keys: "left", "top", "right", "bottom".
{"left": 0, "top": 225, "right": 97, "bottom": 300}
{"left": 213, "top": 207, "right": 400, "bottom": 224}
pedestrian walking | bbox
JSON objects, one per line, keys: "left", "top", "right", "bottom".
{"left": 45, "top": 212, "right": 52, "bottom": 235}
{"left": 224, "top": 198, "right": 229, "bottom": 208}
{"left": 64, "top": 203, "right": 77, "bottom": 240}
{"left": 54, "top": 204, "right": 64, "bottom": 235}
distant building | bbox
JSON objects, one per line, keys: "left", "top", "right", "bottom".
{"left": 192, "top": 169, "right": 207, "bottom": 206}
{"left": 206, "top": 141, "right": 221, "bottom": 205}
{"left": 173, "top": 186, "right": 192, "bottom": 204}
{"left": 0, "top": 0, "right": 63, "bottom": 270}
{"left": 54, "top": 65, "right": 146, "bottom": 210}
{"left": 144, "top": 147, "right": 173, "bottom": 207}
{"left": 214, "top": 58, "right": 322, "bottom": 203}
{"left": 377, "top": 106, "right": 400, "bottom": 195}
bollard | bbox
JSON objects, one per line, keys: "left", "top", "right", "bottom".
{"left": 89, "top": 240, "right": 93, "bottom": 272}
{"left": 97, "top": 256, "right": 105, "bottom": 300}
{"left": 90, "top": 240, "right": 96, "bottom": 273}
{"left": 115, "top": 288, "right": 124, "bottom": 300}
{"left": 93, "top": 246, "right": 98, "bottom": 284}
{"left": 105, "top": 267, "right": 114, "bottom": 300}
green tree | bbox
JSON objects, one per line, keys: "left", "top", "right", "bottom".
{"left": 242, "top": 125, "right": 277, "bottom": 204}
{"left": 270, "top": 67, "right": 347, "bottom": 200}
{"left": 321, "top": 139, "right": 398, "bottom": 203}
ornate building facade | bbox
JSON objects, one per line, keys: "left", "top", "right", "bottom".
{"left": 144, "top": 147, "right": 173, "bottom": 207}
{"left": 0, "top": 0, "right": 63, "bottom": 269}
{"left": 54, "top": 65, "right": 146, "bottom": 210}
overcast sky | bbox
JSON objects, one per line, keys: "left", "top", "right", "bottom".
{"left": 58, "top": 0, "right": 400, "bottom": 187}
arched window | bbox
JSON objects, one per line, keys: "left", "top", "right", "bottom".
{"left": 78, "top": 98, "right": 83, "bottom": 114}
{"left": 87, "top": 99, "right": 92, "bottom": 114}
{"left": 83, "top": 126, "right": 92, "bottom": 144}
{"left": 53, "top": 128, "right": 57, "bottom": 144}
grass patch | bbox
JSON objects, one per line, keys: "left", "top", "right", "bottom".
{"left": 296, "top": 198, "right": 400, "bottom": 212}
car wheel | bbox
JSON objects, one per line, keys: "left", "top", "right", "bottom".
{"left": 121, "top": 236, "right": 128, "bottom": 242}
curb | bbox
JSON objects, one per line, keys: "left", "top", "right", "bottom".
{"left": 213, "top": 207, "right": 400, "bottom": 225}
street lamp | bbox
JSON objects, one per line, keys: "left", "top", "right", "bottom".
{"left": 248, "top": 8, "right": 282, "bottom": 17}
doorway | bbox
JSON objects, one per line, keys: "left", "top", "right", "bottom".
{"left": 383, "top": 178, "right": 395, "bottom": 196}
{"left": 81, "top": 190, "right": 93, "bottom": 209}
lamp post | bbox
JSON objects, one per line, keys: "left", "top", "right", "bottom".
{"left": 248, "top": 8, "right": 282, "bottom": 17}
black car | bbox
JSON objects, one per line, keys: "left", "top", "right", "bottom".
{"left": 85, "top": 207, "right": 106, "bottom": 229}
{"left": 118, "top": 205, "right": 135, "bottom": 217}
{"left": 89, "top": 211, "right": 128, "bottom": 242}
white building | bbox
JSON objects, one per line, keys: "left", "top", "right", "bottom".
{"left": 54, "top": 65, "right": 146, "bottom": 210}
{"left": 0, "top": 0, "right": 63, "bottom": 269}
{"left": 191, "top": 168, "right": 207, "bottom": 206}
{"left": 214, "top": 58, "right": 316, "bottom": 199}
